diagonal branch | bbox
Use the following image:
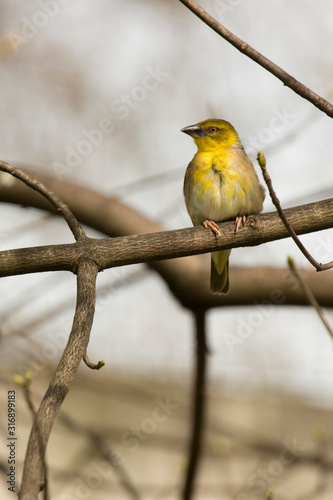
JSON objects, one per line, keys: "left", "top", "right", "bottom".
{"left": 288, "top": 257, "right": 333, "bottom": 339}
{"left": 0, "top": 161, "right": 86, "bottom": 241}
{"left": 258, "top": 152, "right": 333, "bottom": 271}
{"left": 58, "top": 412, "right": 141, "bottom": 500}
{"left": 19, "top": 259, "right": 98, "bottom": 499}
{"left": 179, "top": 0, "right": 333, "bottom": 118}
{"left": 16, "top": 378, "right": 50, "bottom": 500}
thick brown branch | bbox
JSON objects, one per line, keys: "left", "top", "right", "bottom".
{"left": 179, "top": 0, "right": 333, "bottom": 118}
{"left": 0, "top": 199, "right": 332, "bottom": 277}
{"left": 1, "top": 170, "right": 333, "bottom": 309}
{"left": 19, "top": 259, "right": 98, "bottom": 499}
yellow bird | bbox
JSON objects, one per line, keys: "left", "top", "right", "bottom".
{"left": 182, "top": 119, "right": 265, "bottom": 294}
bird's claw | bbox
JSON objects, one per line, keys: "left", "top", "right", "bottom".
{"left": 203, "top": 219, "right": 221, "bottom": 236}
{"left": 235, "top": 214, "right": 247, "bottom": 233}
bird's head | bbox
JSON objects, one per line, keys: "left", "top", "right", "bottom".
{"left": 181, "top": 119, "right": 240, "bottom": 152}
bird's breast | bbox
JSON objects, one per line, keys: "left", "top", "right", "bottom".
{"left": 184, "top": 150, "right": 260, "bottom": 226}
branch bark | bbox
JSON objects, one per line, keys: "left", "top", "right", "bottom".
{"left": 0, "top": 198, "right": 332, "bottom": 274}
{"left": 1, "top": 169, "right": 333, "bottom": 309}
{"left": 178, "top": 0, "right": 333, "bottom": 118}
{"left": 19, "top": 259, "right": 98, "bottom": 500}
{"left": 258, "top": 153, "right": 333, "bottom": 270}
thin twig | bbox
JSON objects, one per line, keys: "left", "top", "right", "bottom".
{"left": 294, "top": 426, "right": 331, "bottom": 500}
{"left": 15, "top": 375, "right": 49, "bottom": 500}
{"left": 83, "top": 352, "right": 105, "bottom": 370}
{"left": 178, "top": 0, "right": 333, "bottom": 118}
{"left": 0, "top": 161, "right": 86, "bottom": 241}
{"left": 288, "top": 257, "right": 333, "bottom": 339}
{"left": 58, "top": 412, "right": 141, "bottom": 499}
{"left": 257, "top": 152, "right": 333, "bottom": 271}
{"left": 183, "top": 309, "right": 208, "bottom": 500}
{"left": 14, "top": 375, "right": 140, "bottom": 499}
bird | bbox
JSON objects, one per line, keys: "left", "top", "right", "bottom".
{"left": 182, "top": 118, "right": 265, "bottom": 294}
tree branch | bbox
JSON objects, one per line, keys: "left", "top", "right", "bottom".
{"left": 15, "top": 377, "right": 49, "bottom": 500}
{"left": 178, "top": 0, "right": 333, "bottom": 118}
{"left": 0, "top": 161, "right": 86, "bottom": 241}
{"left": 1, "top": 169, "right": 333, "bottom": 309}
{"left": 183, "top": 310, "right": 208, "bottom": 500}
{"left": 58, "top": 412, "right": 140, "bottom": 500}
{"left": 19, "top": 259, "right": 98, "bottom": 499}
{"left": 83, "top": 353, "right": 105, "bottom": 370}
{"left": 0, "top": 198, "right": 332, "bottom": 277}
{"left": 258, "top": 152, "right": 333, "bottom": 270}
{"left": 288, "top": 257, "right": 333, "bottom": 340}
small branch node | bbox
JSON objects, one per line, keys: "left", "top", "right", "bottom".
{"left": 83, "top": 353, "right": 105, "bottom": 370}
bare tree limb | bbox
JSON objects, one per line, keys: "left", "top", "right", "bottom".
{"left": 0, "top": 198, "right": 332, "bottom": 277}
{"left": 15, "top": 377, "right": 49, "bottom": 500}
{"left": 19, "top": 259, "right": 98, "bottom": 499}
{"left": 258, "top": 152, "right": 333, "bottom": 271}
{"left": 1, "top": 168, "right": 333, "bottom": 309}
{"left": 58, "top": 412, "right": 141, "bottom": 500}
{"left": 288, "top": 257, "right": 333, "bottom": 339}
{"left": 178, "top": 0, "right": 333, "bottom": 118}
{"left": 0, "top": 168, "right": 163, "bottom": 238}
{"left": 14, "top": 378, "right": 141, "bottom": 499}
{"left": 0, "top": 161, "right": 86, "bottom": 241}
{"left": 183, "top": 310, "right": 208, "bottom": 500}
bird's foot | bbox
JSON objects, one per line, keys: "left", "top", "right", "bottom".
{"left": 203, "top": 219, "right": 221, "bottom": 236}
{"left": 235, "top": 214, "right": 247, "bottom": 233}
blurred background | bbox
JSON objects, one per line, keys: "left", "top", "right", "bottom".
{"left": 0, "top": 1, "right": 332, "bottom": 499}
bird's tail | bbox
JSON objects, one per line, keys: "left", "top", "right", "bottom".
{"left": 210, "top": 249, "right": 231, "bottom": 294}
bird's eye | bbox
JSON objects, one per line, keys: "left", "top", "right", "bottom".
{"left": 209, "top": 126, "right": 217, "bottom": 133}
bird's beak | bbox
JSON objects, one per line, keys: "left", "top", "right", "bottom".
{"left": 181, "top": 124, "right": 205, "bottom": 138}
